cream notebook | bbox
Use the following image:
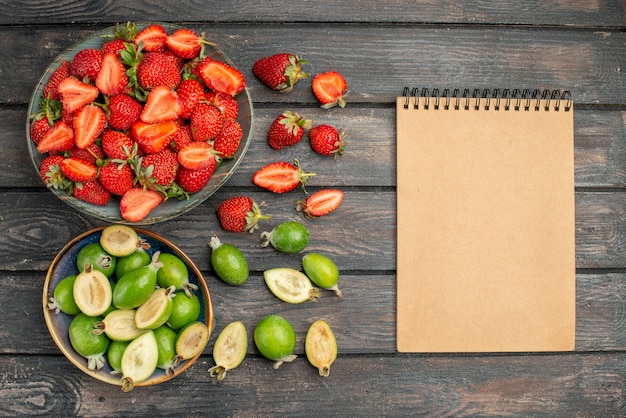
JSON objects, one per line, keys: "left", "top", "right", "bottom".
{"left": 396, "top": 88, "right": 575, "bottom": 352}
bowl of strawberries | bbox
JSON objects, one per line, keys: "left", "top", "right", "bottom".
{"left": 28, "top": 22, "right": 253, "bottom": 224}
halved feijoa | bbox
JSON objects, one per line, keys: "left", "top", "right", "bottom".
{"left": 209, "top": 321, "right": 247, "bottom": 381}
{"left": 175, "top": 321, "right": 210, "bottom": 361}
{"left": 72, "top": 264, "right": 112, "bottom": 316}
{"left": 94, "top": 309, "right": 145, "bottom": 342}
{"left": 120, "top": 331, "right": 159, "bottom": 392}
{"left": 305, "top": 319, "right": 337, "bottom": 377}
{"left": 135, "top": 286, "right": 175, "bottom": 330}
{"left": 100, "top": 224, "right": 141, "bottom": 257}
{"left": 264, "top": 267, "right": 320, "bottom": 304}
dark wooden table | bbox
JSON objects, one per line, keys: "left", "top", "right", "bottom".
{"left": 1, "top": 1, "right": 625, "bottom": 416}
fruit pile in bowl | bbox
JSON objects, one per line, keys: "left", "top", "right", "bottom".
{"left": 42, "top": 225, "right": 213, "bottom": 392}
{"left": 28, "top": 22, "right": 253, "bottom": 224}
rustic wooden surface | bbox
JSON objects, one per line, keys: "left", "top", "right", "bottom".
{"left": 1, "top": 1, "right": 625, "bottom": 416}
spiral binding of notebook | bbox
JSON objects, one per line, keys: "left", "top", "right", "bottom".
{"left": 401, "top": 87, "right": 572, "bottom": 112}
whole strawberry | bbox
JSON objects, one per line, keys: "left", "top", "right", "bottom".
{"left": 216, "top": 196, "right": 271, "bottom": 233}
{"left": 213, "top": 118, "right": 243, "bottom": 158}
{"left": 309, "top": 124, "right": 347, "bottom": 157}
{"left": 267, "top": 111, "right": 313, "bottom": 150}
{"left": 137, "top": 51, "right": 181, "bottom": 90}
{"left": 253, "top": 53, "right": 309, "bottom": 93}
{"left": 175, "top": 163, "right": 217, "bottom": 193}
{"left": 70, "top": 48, "right": 103, "bottom": 82}
{"left": 107, "top": 94, "right": 143, "bottom": 131}
{"left": 139, "top": 148, "right": 179, "bottom": 188}
{"left": 97, "top": 160, "right": 135, "bottom": 196}
{"left": 39, "top": 155, "right": 71, "bottom": 191}
{"left": 72, "top": 180, "right": 111, "bottom": 206}
{"left": 190, "top": 103, "right": 224, "bottom": 142}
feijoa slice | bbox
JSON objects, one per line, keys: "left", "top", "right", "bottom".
{"left": 302, "top": 253, "right": 342, "bottom": 298}
{"left": 100, "top": 224, "right": 141, "bottom": 257}
{"left": 157, "top": 252, "right": 197, "bottom": 297}
{"left": 254, "top": 314, "right": 297, "bottom": 369}
{"left": 305, "top": 319, "right": 337, "bottom": 377}
{"left": 134, "top": 286, "right": 175, "bottom": 330}
{"left": 261, "top": 221, "right": 309, "bottom": 253}
{"left": 48, "top": 275, "right": 81, "bottom": 315}
{"left": 264, "top": 267, "right": 320, "bottom": 304}
{"left": 73, "top": 264, "right": 113, "bottom": 316}
{"left": 175, "top": 321, "right": 210, "bottom": 361}
{"left": 94, "top": 309, "right": 145, "bottom": 342}
{"left": 209, "top": 236, "right": 249, "bottom": 286}
{"left": 121, "top": 331, "right": 159, "bottom": 392}
{"left": 68, "top": 313, "right": 110, "bottom": 370}
{"left": 209, "top": 321, "right": 247, "bottom": 381}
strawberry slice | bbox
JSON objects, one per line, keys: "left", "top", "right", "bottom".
{"left": 296, "top": 189, "right": 344, "bottom": 217}
{"left": 140, "top": 85, "right": 182, "bottom": 123}
{"left": 131, "top": 120, "right": 179, "bottom": 154}
{"left": 72, "top": 104, "right": 106, "bottom": 149}
{"left": 36, "top": 121, "right": 75, "bottom": 153}
{"left": 196, "top": 57, "right": 246, "bottom": 96}
{"left": 312, "top": 71, "right": 348, "bottom": 109}
{"left": 59, "top": 156, "right": 98, "bottom": 182}
{"left": 252, "top": 160, "right": 316, "bottom": 194}
{"left": 165, "top": 29, "right": 205, "bottom": 59}
{"left": 177, "top": 141, "right": 216, "bottom": 170}
{"left": 134, "top": 24, "right": 167, "bottom": 52}
{"left": 120, "top": 187, "right": 164, "bottom": 222}
{"left": 57, "top": 77, "right": 99, "bottom": 114}
{"left": 95, "top": 52, "right": 129, "bottom": 96}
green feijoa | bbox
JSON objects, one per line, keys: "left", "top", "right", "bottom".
{"left": 68, "top": 313, "right": 110, "bottom": 370}
{"left": 107, "top": 340, "right": 130, "bottom": 373}
{"left": 167, "top": 292, "right": 201, "bottom": 330}
{"left": 254, "top": 314, "right": 297, "bottom": 369}
{"left": 157, "top": 253, "right": 197, "bottom": 297}
{"left": 175, "top": 321, "right": 210, "bottom": 361}
{"left": 48, "top": 275, "right": 81, "bottom": 315}
{"left": 153, "top": 325, "right": 178, "bottom": 375}
{"left": 209, "top": 236, "right": 249, "bottom": 286}
{"left": 115, "top": 249, "right": 151, "bottom": 279}
{"left": 121, "top": 331, "right": 159, "bottom": 392}
{"left": 260, "top": 221, "right": 309, "bottom": 254}
{"left": 76, "top": 242, "right": 116, "bottom": 277}
{"left": 302, "top": 253, "right": 342, "bottom": 298}
{"left": 112, "top": 251, "right": 163, "bottom": 310}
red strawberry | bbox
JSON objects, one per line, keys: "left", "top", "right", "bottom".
{"left": 70, "top": 48, "right": 103, "bottom": 82}
{"left": 177, "top": 79, "right": 205, "bottom": 119}
{"left": 96, "top": 52, "right": 129, "bottom": 96}
{"left": 312, "top": 71, "right": 348, "bottom": 109}
{"left": 253, "top": 53, "right": 309, "bottom": 93}
{"left": 60, "top": 156, "right": 98, "bottom": 182}
{"left": 175, "top": 163, "right": 216, "bottom": 193}
{"left": 73, "top": 180, "right": 111, "bottom": 206}
{"left": 107, "top": 94, "right": 143, "bottom": 131}
{"left": 39, "top": 155, "right": 71, "bottom": 190}
{"left": 204, "top": 90, "right": 239, "bottom": 119}
{"left": 30, "top": 117, "right": 53, "bottom": 145}
{"left": 43, "top": 61, "right": 71, "bottom": 100}
{"left": 216, "top": 196, "right": 271, "bottom": 233}
{"left": 166, "top": 29, "right": 208, "bottom": 59}
{"left": 196, "top": 57, "right": 246, "bottom": 96}
{"left": 296, "top": 189, "right": 344, "bottom": 218}
{"left": 57, "top": 77, "right": 99, "bottom": 114}
{"left": 72, "top": 104, "right": 106, "bottom": 149}
{"left": 68, "top": 143, "right": 105, "bottom": 165}
{"left": 119, "top": 187, "right": 164, "bottom": 222}
{"left": 309, "top": 124, "right": 346, "bottom": 157}
{"left": 177, "top": 141, "right": 217, "bottom": 170}
{"left": 267, "top": 111, "right": 312, "bottom": 150}
{"left": 190, "top": 103, "right": 224, "bottom": 141}
{"left": 134, "top": 24, "right": 168, "bottom": 52}
{"left": 97, "top": 160, "right": 135, "bottom": 196}
{"left": 131, "top": 120, "right": 179, "bottom": 154}
{"left": 102, "top": 38, "right": 128, "bottom": 57}
{"left": 169, "top": 121, "right": 193, "bottom": 152}
{"left": 140, "top": 85, "right": 182, "bottom": 123}
{"left": 36, "top": 121, "right": 75, "bottom": 153}
{"left": 139, "top": 148, "right": 179, "bottom": 187}
{"left": 252, "top": 160, "right": 316, "bottom": 193}
{"left": 101, "top": 130, "right": 136, "bottom": 160}
{"left": 213, "top": 118, "right": 243, "bottom": 158}
{"left": 137, "top": 52, "right": 181, "bottom": 90}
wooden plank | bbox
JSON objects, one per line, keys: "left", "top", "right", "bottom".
{"left": 0, "top": 0, "right": 623, "bottom": 26}
{"left": 0, "top": 354, "right": 624, "bottom": 416}
{"left": 1, "top": 25, "right": 624, "bottom": 106}
{"left": 6, "top": 107, "right": 626, "bottom": 189}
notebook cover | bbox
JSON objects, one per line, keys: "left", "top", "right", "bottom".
{"left": 396, "top": 95, "right": 575, "bottom": 352}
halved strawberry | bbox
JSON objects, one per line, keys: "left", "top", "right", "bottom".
{"left": 119, "top": 187, "right": 164, "bottom": 222}
{"left": 165, "top": 29, "right": 207, "bottom": 59}
{"left": 131, "top": 120, "right": 179, "bottom": 154}
{"left": 140, "top": 85, "right": 182, "bottom": 123}
{"left": 36, "top": 121, "right": 75, "bottom": 153}
{"left": 73, "top": 104, "right": 106, "bottom": 149}
{"left": 196, "top": 57, "right": 246, "bottom": 96}
{"left": 60, "top": 156, "right": 98, "bottom": 182}
{"left": 96, "top": 52, "right": 129, "bottom": 96}
{"left": 134, "top": 24, "right": 167, "bottom": 52}
{"left": 252, "top": 160, "right": 316, "bottom": 194}
{"left": 312, "top": 71, "right": 348, "bottom": 109}
{"left": 177, "top": 141, "right": 217, "bottom": 170}
{"left": 296, "top": 189, "right": 344, "bottom": 217}
{"left": 57, "top": 77, "right": 99, "bottom": 114}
